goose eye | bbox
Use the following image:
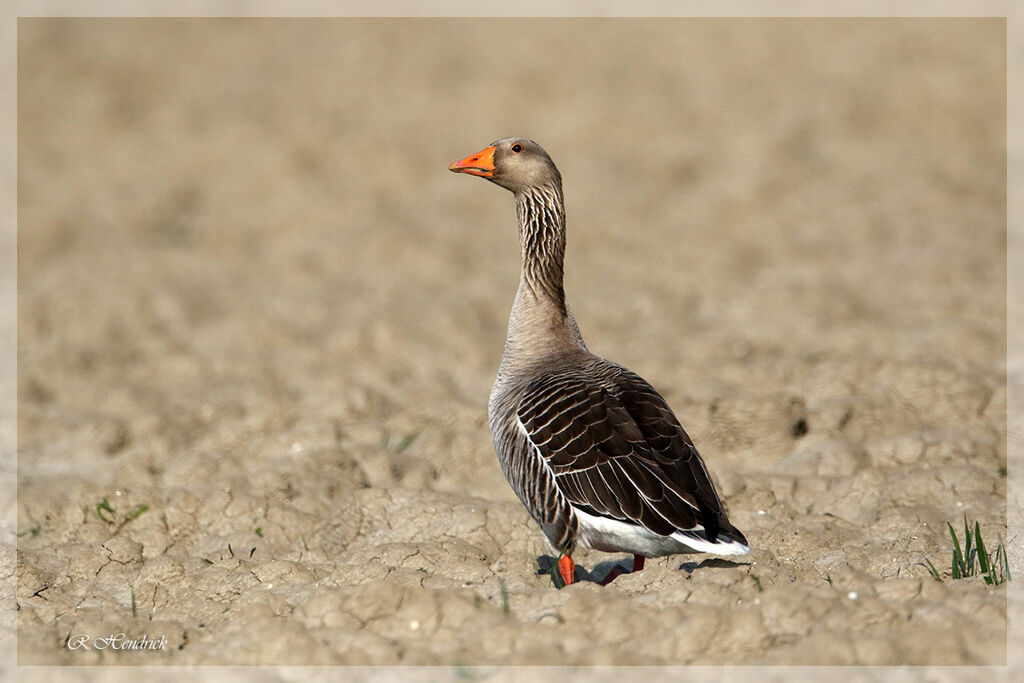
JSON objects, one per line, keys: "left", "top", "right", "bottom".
{"left": 511, "top": 143, "right": 523, "bottom": 153}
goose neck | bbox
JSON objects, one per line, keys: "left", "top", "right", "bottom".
{"left": 497, "top": 183, "right": 583, "bottom": 370}
{"left": 515, "top": 183, "right": 567, "bottom": 313}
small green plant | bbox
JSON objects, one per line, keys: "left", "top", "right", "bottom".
{"left": 95, "top": 498, "right": 149, "bottom": 527}
{"left": 96, "top": 498, "right": 116, "bottom": 523}
{"left": 920, "top": 514, "right": 1011, "bottom": 586}
{"left": 396, "top": 429, "right": 421, "bottom": 454}
{"left": 124, "top": 504, "right": 149, "bottom": 522}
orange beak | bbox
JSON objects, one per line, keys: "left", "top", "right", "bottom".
{"left": 449, "top": 145, "right": 496, "bottom": 177}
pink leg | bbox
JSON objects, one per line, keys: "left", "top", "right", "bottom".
{"left": 598, "top": 565, "right": 626, "bottom": 585}
{"left": 599, "top": 555, "right": 646, "bottom": 586}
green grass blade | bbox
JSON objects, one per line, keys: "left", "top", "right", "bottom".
{"left": 975, "top": 523, "right": 990, "bottom": 575}
{"left": 993, "top": 544, "right": 1009, "bottom": 586}
{"left": 949, "top": 522, "right": 964, "bottom": 579}
{"left": 498, "top": 577, "right": 510, "bottom": 614}
{"left": 124, "top": 504, "right": 149, "bottom": 523}
{"left": 962, "top": 515, "right": 975, "bottom": 577}
{"left": 96, "top": 497, "right": 116, "bottom": 524}
{"left": 918, "top": 557, "right": 942, "bottom": 582}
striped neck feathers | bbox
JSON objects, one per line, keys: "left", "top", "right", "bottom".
{"left": 515, "top": 183, "right": 567, "bottom": 314}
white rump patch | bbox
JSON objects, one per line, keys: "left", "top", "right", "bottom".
{"left": 574, "top": 507, "right": 750, "bottom": 557}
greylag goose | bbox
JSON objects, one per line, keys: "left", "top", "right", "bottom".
{"left": 449, "top": 138, "right": 749, "bottom": 586}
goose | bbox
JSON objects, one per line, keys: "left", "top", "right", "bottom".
{"left": 449, "top": 138, "right": 749, "bottom": 586}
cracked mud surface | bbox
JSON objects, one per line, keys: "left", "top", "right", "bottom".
{"left": 14, "top": 19, "right": 1010, "bottom": 667}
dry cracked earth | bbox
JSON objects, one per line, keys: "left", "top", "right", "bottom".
{"left": 11, "top": 17, "right": 1015, "bottom": 674}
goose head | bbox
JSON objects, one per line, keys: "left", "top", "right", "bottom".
{"left": 449, "top": 138, "right": 561, "bottom": 195}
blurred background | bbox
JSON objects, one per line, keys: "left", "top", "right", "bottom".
{"left": 16, "top": 19, "right": 1007, "bottom": 666}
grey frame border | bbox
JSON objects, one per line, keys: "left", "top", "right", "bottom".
{"left": 2, "top": 2, "right": 1017, "bottom": 682}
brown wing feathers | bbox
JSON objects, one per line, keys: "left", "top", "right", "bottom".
{"left": 618, "top": 379, "right": 729, "bottom": 537}
{"left": 516, "top": 362, "right": 731, "bottom": 542}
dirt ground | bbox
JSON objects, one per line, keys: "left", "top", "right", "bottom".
{"left": 12, "top": 18, "right": 1013, "bottom": 673}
